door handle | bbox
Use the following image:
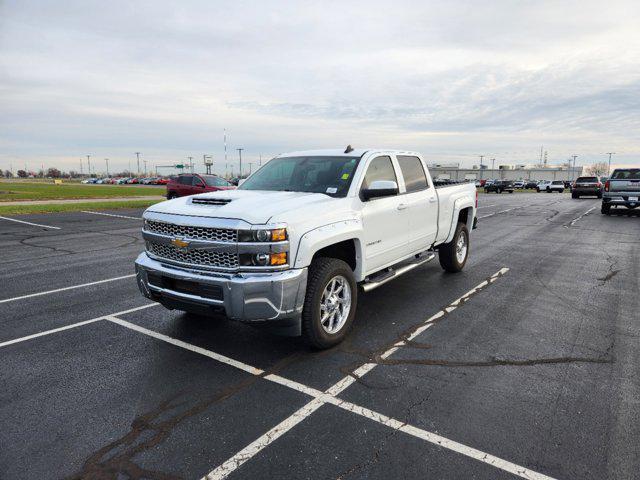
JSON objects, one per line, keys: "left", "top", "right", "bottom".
{"left": 397, "top": 203, "right": 408, "bottom": 210}
{"left": 429, "top": 197, "right": 437, "bottom": 203}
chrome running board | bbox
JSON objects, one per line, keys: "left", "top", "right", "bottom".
{"left": 362, "top": 252, "right": 436, "bottom": 292}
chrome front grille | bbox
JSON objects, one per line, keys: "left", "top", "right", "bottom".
{"left": 145, "top": 220, "right": 237, "bottom": 242}
{"left": 147, "top": 242, "right": 239, "bottom": 269}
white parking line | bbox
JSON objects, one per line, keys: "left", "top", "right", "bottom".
{"left": 81, "top": 210, "right": 142, "bottom": 220}
{"left": 567, "top": 204, "right": 598, "bottom": 227}
{"left": 105, "top": 316, "right": 264, "bottom": 376}
{"left": 0, "top": 274, "right": 136, "bottom": 304}
{"left": 177, "top": 267, "right": 552, "bottom": 480}
{"left": 477, "top": 204, "right": 496, "bottom": 209}
{"left": 0, "top": 215, "right": 61, "bottom": 230}
{"left": 0, "top": 303, "right": 157, "bottom": 348}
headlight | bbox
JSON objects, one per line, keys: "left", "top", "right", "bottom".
{"left": 239, "top": 228, "right": 288, "bottom": 242}
{"left": 255, "top": 229, "right": 271, "bottom": 242}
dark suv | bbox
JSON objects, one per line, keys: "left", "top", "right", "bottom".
{"left": 166, "top": 174, "right": 235, "bottom": 199}
{"left": 484, "top": 180, "right": 514, "bottom": 194}
{"left": 571, "top": 176, "right": 602, "bottom": 198}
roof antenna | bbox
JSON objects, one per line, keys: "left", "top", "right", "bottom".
{"left": 344, "top": 145, "right": 354, "bottom": 154}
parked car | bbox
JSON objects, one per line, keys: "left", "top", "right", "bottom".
{"left": 155, "top": 177, "right": 169, "bottom": 185}
{"left": 166, "top": 173, "right": 236, "bottom": 199}
{"left": 484, "top": 180, "right": 514, "bottom": 194}
{"left": 513, "top": 180, "right": 525, "bottom": 189}
{"left": 572, "top": 176, "right": 602, "bottom": 198}
{"left": 524, "top": 180, "right": 538, "bottom": 189}
{"left": 136, "top": 148, "right": 478, "bottom": 348}
{"left": 601, "top": 168, "right": 640, "bottom": 214}
{"left": 537, "top": 180, "right": 565, "bottom": 193}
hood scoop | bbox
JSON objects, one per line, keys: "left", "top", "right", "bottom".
{"left": 191, "top": 198, "right": 232, "bottom": 206}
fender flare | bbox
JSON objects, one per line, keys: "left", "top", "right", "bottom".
{"left": 293, "top": 219, "right": 365, "bottom": 279}
{"left": 444, "top": 198, "right": 475, "bottom": 244}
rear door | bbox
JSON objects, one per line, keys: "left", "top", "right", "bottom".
{"left": 177, "top": 175, "right": 193, "bottom": 196}
{"left": 359, "top": 155, "right": 409, "bottom": 273}
{"left": 396, "top": 155, "right": 438, "bottom": 253}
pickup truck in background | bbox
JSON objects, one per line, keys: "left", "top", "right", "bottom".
{"left": 602, "top": 168, "right": 640, "bottom": 214}
{"left": 135, "top": 148, "right": 477, "bottom": 348}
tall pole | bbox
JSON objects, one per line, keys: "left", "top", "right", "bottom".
{"left": 571, "top": 155, "right": 578, "bottom": 181}
{"left": 143, "top": 160, "right": 148, "bottom": 176}
{"left": 86, "top": 155, "right": 91, "bottom": 176}
{"left": 237, "top": 148, "right": 244, "bottom": 177}
{"left": 187, "top": 156, "right": 194, "bottom": 173}
{"left": 491, "top": 158, "right": 495, "bottom": 170}
{"left": 605, "top": 152, "right": 615, "bottom": 176}
{"left": 224, "top": 129, "right": 227, "bottom": 167}
{"left": 80, "top": 158, "right": 83, "bottom": 176}
{"left": 105, "top": 158, "right": 109, "bottom": 177}
{"left": 135, "top": 152, "right": 141, "bottom": 176}
{"left": 479, "top": 155, "right": 484, "bottom": 180}
{"left": 248, "top": 163, "right": 253, "bottom": 175}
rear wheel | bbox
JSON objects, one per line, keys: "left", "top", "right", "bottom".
{"left": 167, "top": 191, "right": 178, "bottom": 199}
{"left": 438, "top": 222, "right": 469, "bottom": 273}
{"left": 301, "top": 258, "right": 357, "bottom": 349}
{"left": 601, "top": 203, "right": 611, "bottom": 215}
{"left": 559, "top": 189, "right": 564, "bottom": 193}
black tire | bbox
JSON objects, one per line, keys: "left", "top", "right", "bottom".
{"left": 301, "top": 258, "right": 357, "bottom": 349}
{"left": 167, "top": 191, "right": 178, "bottom": 199}
{"left": 438, "top": 222, "right": 470, "bottom": 273}
{"left": 536, "top": 188, "right": 540, "bottom": 193}
{"left": 597, "top": 193, "right": 602, "bottom": 199}
{"left": 559, "top": 189, "right": 564, "bottom": 193}
{"left": 484, "top": 188, "right": 489, "bottom": 193}
{"left": 509, "top": 190, "right": 514, "bottom": 194}
{"left": 601, "top": 203, "right": 611, "bottom": 215}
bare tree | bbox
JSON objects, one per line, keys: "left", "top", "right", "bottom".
{"left": 585, "top": 162, "right": 609, "bottom": 176}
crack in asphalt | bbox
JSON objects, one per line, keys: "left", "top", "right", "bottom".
{"left": 68, "top": 352, "right": 305, "bottom": 480}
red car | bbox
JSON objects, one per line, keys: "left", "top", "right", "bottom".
{"left": 166, "top": 174, "right": 235, "bottom": 199}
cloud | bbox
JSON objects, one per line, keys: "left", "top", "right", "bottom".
{"left": 1, "top": 0, "right": 640, "bottom": 173}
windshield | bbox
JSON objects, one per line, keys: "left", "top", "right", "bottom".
{"left": 239, "top": 156, "right": 360, "bottom": 197}
{"left": 202, "top": 175, "right": 231, "bottom": 187}
{"left": 576, "top": 177, "right": 598, "bottom": 182}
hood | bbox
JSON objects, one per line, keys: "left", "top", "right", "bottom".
{"left": 146, "top": 189, "right": 339, "bottom": 225}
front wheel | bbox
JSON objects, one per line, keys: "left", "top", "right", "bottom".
{"left": 301, "top": 258, "right": 357, "bottom": 349}
{"left": 167, "top": 191, "right": 178, "bottom": 199}
{"left": 439, "top": 222, "right": 470, "bottom": 273}
{"left": 559, "top": 189, "right": 564, "bottom": 193}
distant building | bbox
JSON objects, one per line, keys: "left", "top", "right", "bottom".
{"left": 429, "top": 164, "right": 584, "bottom": 181}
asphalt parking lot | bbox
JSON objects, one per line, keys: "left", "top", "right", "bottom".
{"left": 1, "top": 193, "right": 639, "bottom": 480}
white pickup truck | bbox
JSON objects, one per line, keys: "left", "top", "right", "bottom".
{"left": 135, "top": 148, "right": 477, "bottom": 348}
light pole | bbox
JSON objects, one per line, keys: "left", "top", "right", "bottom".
{"left": 135, "top": 152, "right": 141, "bottom": 176}
{"left": 143, "top": 160, "right": 148, "bottom": 176}
{"left": 105, "top": 158, "right": 109, "bottom": 177}
{"left": 187, "top": 156, "right": 194, "bottom": 173}
{"left": 605, "top": 152, "right": 615, "bottom": 176}
{"left": 86, "top": 155, "right": 91, "bottom": 176}
{"left": 571, "top": 155, "right": 578, "bottom": 181}
{"left": 80, "top": 158, "right": 83, "bottom": 176}
{"left": 479, "top": 155, "right": 484, "bottom": 180}
{"left": 237, "top": 148, "right": 244, "bottom": 177}
{"left": 491, "top": 158, "right": 495, "bottom": 170}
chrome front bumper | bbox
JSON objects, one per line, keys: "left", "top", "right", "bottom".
{"left": 135, "top": 252, "right": 308, "bottom": 328}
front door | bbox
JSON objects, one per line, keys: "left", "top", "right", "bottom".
{"left": 360, "top": 156, "right": 409, "bottom": 273}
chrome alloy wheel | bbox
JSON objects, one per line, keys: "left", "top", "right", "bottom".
{"left": 320, "top": 275, "right": 352, "bottom": 334}
{"left": 455, "top": 230, "right": 468, "bottom": 264}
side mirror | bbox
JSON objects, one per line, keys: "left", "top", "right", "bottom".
{"left": 361, "top": 180, "right": 398, "bottom": 201}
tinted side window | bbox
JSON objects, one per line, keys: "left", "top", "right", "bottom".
{"left": 361, "top": 156, "right": 397, "bottom": 191}
{"left": 178, "top": 175, "right": 192, "bottom": 185}
{"left": 192, "top": 176, "right": 205, "bottom": 186}
{"left": 397, "top": 156, "right": 428, "bottom": 193}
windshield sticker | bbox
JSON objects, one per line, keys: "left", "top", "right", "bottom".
{"left": 326, "top": 187, "right": 338, "bottom": 194}
{"left": 341, "top": 173, "right": 350, "bottom": 180}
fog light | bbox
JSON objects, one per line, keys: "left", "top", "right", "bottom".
{"left": 254, "top": 253, "right": 270, "bottom": 266}
{"left": 270, "top": 252, "right": 287, "bottom": 265}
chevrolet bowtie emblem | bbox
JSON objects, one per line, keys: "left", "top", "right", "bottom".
{"left": 171, "top": 237, "right": 190, "bottom": 249}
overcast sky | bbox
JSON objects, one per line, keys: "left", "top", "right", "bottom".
{"left": 1, "top": 0, "right": 639, "bottom": 175}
